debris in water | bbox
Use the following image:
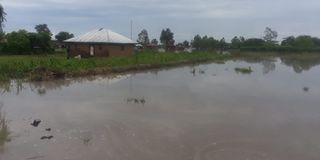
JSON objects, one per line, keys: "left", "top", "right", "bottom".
{"left": 45, "top": 128, "right": 51, "bottom": 132}
{"left": 40, "top": 135, "right": 54, "bottom": 140}
{"left": 31, "top": 119, "right": 41, "bottom": 127}
{"left": 303, "top": 87, "right": 309, "bottom": 92}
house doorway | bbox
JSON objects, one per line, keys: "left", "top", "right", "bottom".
{"left": 90, "top": 45, "right": 95, "bottom": 56}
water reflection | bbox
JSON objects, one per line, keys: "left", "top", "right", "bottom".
{"left": 261, "top": 60, "right": 276, "bottom": 74}
{"left": 1, "top": 55, "right": 320, "bottom": 160}
{"left": 0, "top": 102, "right": 10, "bottom": 147}
{"left": 0, "top": 75, "right": 131, "bottom": 96}
{"left": 280, "top": 55, "right": 320, "bottom": 73}
{"left": 0, "top": 80, "right": 24, "bottom": 95}
{"left": 234, "top": 54, "right": 320, "bottom": 74}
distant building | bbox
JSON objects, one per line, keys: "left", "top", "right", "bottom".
{"left": 64, "top": 28, "right": 136, "bottom": 58}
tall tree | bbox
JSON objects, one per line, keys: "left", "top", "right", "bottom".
{"left": 55, "top": 31, "right": 74, "bottom": 43}
{"left": 160, "top": 28, "right": 174, "bottom": 47}
{"left": 263, "top": 27, "right": 278, "bottom": 44}
{"left": 35, "top": 24, "right": 52, "bottom": 36}
{"left": 137, "top": 29, "right": 150, "bottom": 46}
{"left": 191, "top": 34, "right": 202, "bottom": 50}
{"left": 0, "top": 4, "right": 7, "bottom": 33}
{"left": 219, "top": 38, "right": 227, "bottom": 51}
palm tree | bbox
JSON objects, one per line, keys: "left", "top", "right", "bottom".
{"left": 0, "top": 4, "right": 7, "bottom": 33}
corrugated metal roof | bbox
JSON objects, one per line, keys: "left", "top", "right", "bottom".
{"left": 64, "top": 28, "right": 136, "bottom": 44}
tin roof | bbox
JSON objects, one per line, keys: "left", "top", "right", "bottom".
{"left": 64, "top": 28, "right": 136, "bottom": 44}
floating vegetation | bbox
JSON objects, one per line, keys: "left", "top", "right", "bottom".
{"left": 235, "top": 67, "right": 253, "bottom": 74}
{"left": 127, "top": 97, "right": 146, "bottom": 105}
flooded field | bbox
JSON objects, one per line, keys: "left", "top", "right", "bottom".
{"left": 1, "top": 55, "right": 320, "bottom": 160}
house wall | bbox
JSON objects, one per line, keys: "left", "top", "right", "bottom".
{"left": 67, "top": 43, "right": 134, "bottom": 58}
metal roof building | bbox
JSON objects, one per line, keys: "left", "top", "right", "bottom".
{"left": 64, "top": 28, "right": 136, "bottom": 58}
{"left": 65, "top": 28, "right": 136, "bottom": 44}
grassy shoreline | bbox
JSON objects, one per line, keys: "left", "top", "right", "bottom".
{"left": 0, "top": 52, "right": 229, "bottom": 81}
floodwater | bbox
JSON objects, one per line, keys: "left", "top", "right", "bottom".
{"left": 1, "top": 55, "right": 320, "bottom": 160}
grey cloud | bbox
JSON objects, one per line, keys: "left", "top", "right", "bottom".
{"left": 2, "top": 0, "right": 320, "bottom": 42}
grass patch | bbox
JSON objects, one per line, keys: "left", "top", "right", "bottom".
{"left": 0, "top": 51, "right": 228, "bottom": 81}
{"left": 235, "top": 67, "right": 253, "bottom": 74}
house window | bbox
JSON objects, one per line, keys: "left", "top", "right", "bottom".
{"left": 120, "top": 46, "right": 125, "bottom": 51}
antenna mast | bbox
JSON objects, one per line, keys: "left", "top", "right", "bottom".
{"left": 130, "top": 20, "right": 133, "bottom": 40}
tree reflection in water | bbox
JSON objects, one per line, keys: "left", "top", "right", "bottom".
{"left": 280, "top": 54, "right": 320, "bottom": 73}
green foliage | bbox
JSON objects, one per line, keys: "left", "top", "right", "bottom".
{"left": 55, "top": 31, "right": 74, "bottom": 43}
{"left": 294, "top": 36, "right": 315, "bottom": 48}
{"left": 1, "top": 25, "right": 53, "bottom": 54}
{"left": 29, "top": 32, "right": 53, "bottom": 53}
{"left": 3, "top": 30, "right": 31, "bottom": 54}
{"left": 281, "top": 35, "right": 320, "bottom": 49}
{"left": 235, "top": 67, "right": 253, "bottom": 74}
{"left": 191, "top": 35, "right": 219, "bottom": 51}
{"left": 137, "top": 29, "right": 150, "bottom": 46}
{"left": 242, "top": 38, "right": 266, "bottom": 47}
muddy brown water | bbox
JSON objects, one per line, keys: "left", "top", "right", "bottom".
{"left": 1, "top": 55, "right": 320, "bottom": 160}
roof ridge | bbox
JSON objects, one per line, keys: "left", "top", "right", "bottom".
{"left": 64, "top": 28, "right": 136, "bottom": 44}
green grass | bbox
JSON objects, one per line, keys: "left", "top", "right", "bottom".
{"left": 0, "top": 51, "right": 228, "bottom": 81}
{"left": 234, "top": 67, "right": 253, "bottom": 74}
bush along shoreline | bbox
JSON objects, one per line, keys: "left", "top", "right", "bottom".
{"left": 0, "top": 52, "right": 229, "bottom": 82}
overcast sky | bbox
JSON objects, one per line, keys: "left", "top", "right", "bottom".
{"left": 1, "top": 0, "right": 320, "bottom": 42}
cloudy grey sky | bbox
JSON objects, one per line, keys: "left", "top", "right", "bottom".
{"left": 1, "top": 0, "right": 320, "bottom": 42}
